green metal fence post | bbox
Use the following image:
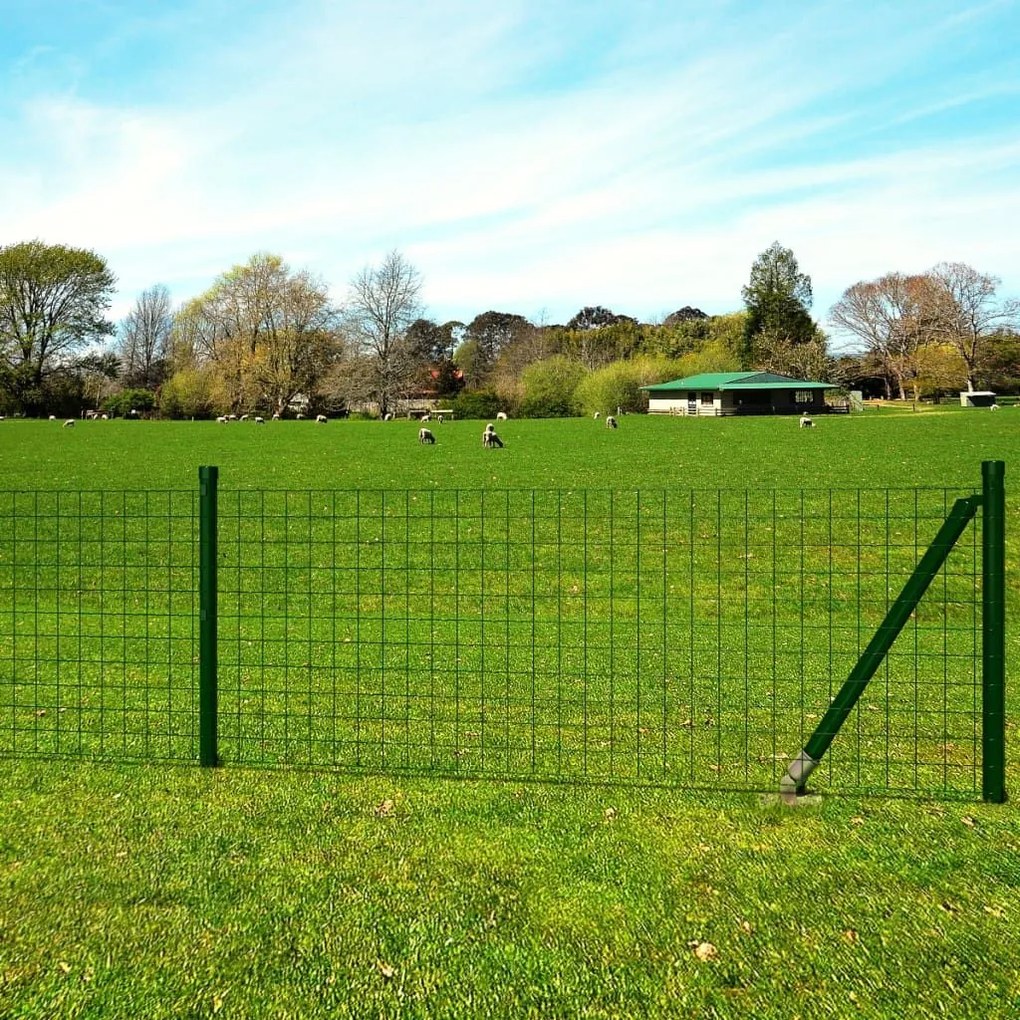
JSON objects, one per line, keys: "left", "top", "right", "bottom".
{"left": 982, "top": 460, "right": 1006, "bottom": 803}
{"left": 199, "top": 466, "right": 219, "bottom": 767}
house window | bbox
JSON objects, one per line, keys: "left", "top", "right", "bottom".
{"left": 700, "top": 391, "right": 714, "bottom": 406}
{"left": 794, "top": 390, "right": 813, "bottom": 404}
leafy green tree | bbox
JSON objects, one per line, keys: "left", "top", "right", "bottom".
{"left": 565, "top": 306, "right": 621, "bottom": 331}
{"left": 0, "top": 240, "right": 116, "bottom": 413}
{"left": 464, "top": 311, "right": 532, "bottom": 379}
{"left": 176, "top": 253, "right": 340, "bottom": 415}
{"left": 742, "top": 242, "right": 815, "bottom": 366}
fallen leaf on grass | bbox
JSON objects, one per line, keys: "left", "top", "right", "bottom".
{"left": 843, "top": 929, "right": 859, "bottom": 944}
{"left": 376, "top": 960, "right": 396, "bottom": 980}
{"left": 940, "top": 901, "right": 957, "bottom": 914}
{"left": 58, "top": 962, "right": 72, "bottom": 974}
{"left": 961, "top": 816, "right": 976, "bottom": 828}
{"left": 850, "top": 817, "right": 865, "bottom": 826}
{"left": 692, "top": 941, "right": 718, "bottom": 962}
{"left": 604, "top": 807, "right": 617, "bottom": 821}
{"left": 374, "top": 799, "right": 395, "bottom": 818}
{"left": 739, "top": 920, "right": 754, "bottom": 935}
{"left": 983, "top": 904, "right": 1005, "bottom": 918}
{"left": 34, "top": 709, "right": 46, "bottom": 718}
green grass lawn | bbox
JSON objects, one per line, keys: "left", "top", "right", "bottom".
{"left": 1, "top": 410, "right": 1018, "bottom": 1017}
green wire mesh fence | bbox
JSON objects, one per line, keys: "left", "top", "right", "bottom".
{"left": 0, "top": 471, "right": 1004, "bottom": 799}
{"left": 0, "top": 489, "right": 198, "bottom": 761}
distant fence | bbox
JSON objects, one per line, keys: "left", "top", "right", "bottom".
{"left": 0, "top": 464, "right": 1007, "bottom": 801}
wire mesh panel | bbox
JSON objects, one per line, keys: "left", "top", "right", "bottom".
{"left": 0, "top": 490, "right": 198, "bottom": 761}
{"left": 216, "top": 486, "right": 983, "bottom": 796}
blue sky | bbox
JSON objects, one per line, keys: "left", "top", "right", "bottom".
{"left": 2, "top": 0, "right": 1018, "bottom": 339}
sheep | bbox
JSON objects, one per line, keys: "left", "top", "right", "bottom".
{"left": 799, "top": 414, "right": 814, "bottom": 428}
{"left": 383, "top": 412, "right": 393, "bottom": 421}
{"left": 482, "top": 428, "right": 504, "bottom": 448}
{"left": 420, "top": 413, "right": 431, "bottom": 423}
{"left": 316, "top": 414, "right": 328, "bottom": 424}
{"left": 496, "top": 411, "right": 508, "bottom": 421}
{"left": 100, "top": 414, "right": 109, "bottom": 420}
{"left": 593, "top": 411, "right": 600, "bottom": 419}
{"left": 239, "top": 414, "right": 249, "bottom": 422}
{"left": 419, "top": 427, "right": 436, "bottom": 444}
{"left": 227, "top": 414, "right": 238, "bottom": 421}
{"left": 436, "top": 415, "right": 443, "bottom": 424}
{"left": 63, "top": 419, "right": 75, "bottom": 428}
{"left": 295, "top": 413, "right": 305, "bottom": 420}
{"left": 216, "top": 415, "right": 228, "bottom": 423}
{"left": 272, "top": 412, "right": 281, "bottom": 420}
{"left": 605, "top": 415, "right": 618, "bottom": 429}
{"left": 254, "top": 416, "right": 265, "bottom": 424}
{"left": 990, "top": 403, "right": 1000, "bottom": 411}
{"left": 48, "top": 415, "right": 56, "bottom": 420}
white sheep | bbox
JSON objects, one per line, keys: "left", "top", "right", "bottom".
{"left": 799, "top": 414, "right": 814, "bottom": 428}
{"left": 272, "top": 412, "right": 281, "bottom": 420}
{"left": 420, "top": 413, "right": 431, "bottom": 423}
{"left": 990, "top": 403, "right": 1000, "bottom": 411}
{"left": 239, "top": 414, "right": 249, "bottom": 422}
{"left": 316, "top": 414, "right": 328, "bottom": 424}
{"left": 254, "top": 416, "right": 265, "bottom": 424}
{"left": 216, "top": 415, "right": 228, "bottom": 423}
{"left": 593, "top": 411, "right": 600, "bottom": 419}
{"left": 436, "top": 414, "right": 443, "bottom": 424}
{"left": 496, "top": 411, "right": 508, "bottom": 421}
{"left": 227, "top": 414, "right": 238, "bottom": 421}
{"left": 63, "top": 419, "right": 75, "bottom": 428}
{"left": 295, "top": 413, "right": 305, "bottom": 420}
{"left": 48, "top": 415, "right": 56, "bottom": 420}
{"left": 383, "top": 412, "right": 393, "bottom": 421}
{"left": 419, "top": 427, "right": 436, "bottom": 444}
{"left": 101, "top": 413, "right": 108, "bottom": 420}
{"left": 605, "top": 415, "right": 618, "bottom": 429}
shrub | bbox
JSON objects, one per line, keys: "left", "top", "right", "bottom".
{"left": 451, "top": 389, "right": 502, "bottom": 420}
{"left": 519, "top": 356, "right": 588, "bottom": 418}
{"left": 574, "top": 356, "right": 681, "bottom": 416}
{"left": 101, "top": 389, "right": 156, "bottom": 417}
{"left": 159, "top": 369, "right": 220, "bottom": 419}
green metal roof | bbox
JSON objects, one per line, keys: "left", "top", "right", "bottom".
{"left": 642, "top": 371, "right": 834, "bottom": 392}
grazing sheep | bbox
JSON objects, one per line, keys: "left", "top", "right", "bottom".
{"left": 216, "top": 415, "right": 228, "bottom": 423}
{"left": 254, "top": 416, "right": 265, "bottom": 424}
{"left": 420, "top": 413, "right": 431, "bottom": 423}
{"left": 272, "top": 412, "right": 281, "bottom": 420}
{"left": 605, "top": 415, "right": 618, "bottom": 429}
{"left": 990, "top": 403, "right": 1000, "bottom": 411}
{"left": 483, "top": 428, "right": 504, "bottom": 448}
{"left": 496, "top": 411, "right": 508, "bottom": 421}
{"left": 436, "top": 414, "right": 443, "bottom": 424}
{"left": 419, "top": 427, "right": 435, "bottom": 444}
{"left": 239, "top": 414, "right": 249, "bottom": 422}
{"left": 48, "top": 415, "right": 56, "bottom": 420}
{"left": 593, "top": 411, "right": 600, "bottom": 419}
{"left": 295, "top": 413, "right": 305, "bottom": 420}
{"left": 227, "top": 414, "right": 238, "bottom": 421}
{"left": 100, "top": 413, "right": 109, "bottom": 420}
{"left": 316, "top": 414, "right": 328, "bottom": 424}
{"left": 383, "top": 413, "right": 393, "bottom": 421}
{"left": 63, "top": 419, "right": 75, "bottom": 428}
{"left": 799, "top": 414, "right": 814, "bottom": 428}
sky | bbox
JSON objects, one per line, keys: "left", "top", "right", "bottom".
{"left": 2, "top": 0, "right": 1019, "bottom": 343}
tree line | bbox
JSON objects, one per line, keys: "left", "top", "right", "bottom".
{"left": 0, "top": 238, "right": 1016, "bottom": 419}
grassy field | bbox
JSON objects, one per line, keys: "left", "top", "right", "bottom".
{"left": 1, "top": 408, "right": 1019, "bottom": 1017}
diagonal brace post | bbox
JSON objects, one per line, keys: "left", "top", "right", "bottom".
{"left": 781, "top": 493, "right": 981, "bottom": 797}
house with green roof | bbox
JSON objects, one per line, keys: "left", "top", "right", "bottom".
{"left": 641, "top": 371, "right": 838, "bottom": 417}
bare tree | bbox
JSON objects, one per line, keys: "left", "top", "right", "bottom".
{"left": 829, "top": 273, "right": 936, "bottom": 399}
{"left": 118, "top": 284, "right": 174, "bottom": 389}
{"left": 926, "top": 262, "right": 1018, "bottom": 391}
{"left": 344, "top": 251, "right": 424, "bottom": 416}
